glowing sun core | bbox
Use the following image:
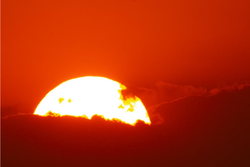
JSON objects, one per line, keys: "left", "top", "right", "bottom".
{"left": 34, "top": 76, "right": 151, "bottom": 125}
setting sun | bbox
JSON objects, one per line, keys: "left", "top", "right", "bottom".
{"left": 34, "top": 76, "right": 151, "bottom": 125}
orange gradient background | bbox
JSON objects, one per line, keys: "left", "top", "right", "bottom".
{"left": 2, "top": 1, "right": 250, "bottom": 167}
{"left": 2, "top": 0, "right": 250, "bottom": 115}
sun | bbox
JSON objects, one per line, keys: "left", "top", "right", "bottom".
{"left": 34, "top": 76, "right": 151, "bottom": 125}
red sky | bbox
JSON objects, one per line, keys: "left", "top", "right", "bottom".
{"left": 1, "top": 1, "right": 250, "bottom": 166}
{"left": 2, "top": 0, "right": 250, "bottom": 114}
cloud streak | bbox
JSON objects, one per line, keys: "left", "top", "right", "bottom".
{"left": 123, "top": 81, "right": 250, "bottom": 124}
{"left": 2, "top": 81, "right": 250, "bottom": 125}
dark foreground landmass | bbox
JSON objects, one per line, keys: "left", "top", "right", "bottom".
{"left": 2, "top": 87, "right": 250, "bottom": 167}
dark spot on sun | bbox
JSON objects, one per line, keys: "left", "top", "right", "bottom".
{"left": 118, "top": 104, "right": 124, "bottom": 109}
{"left": 121, "top": 89, "right": 136, "bottom": 100}
{"left": 127, "top": 104, "right": 135, "bottom": 112}
{"left": 58, "top": 98, "right": 64, "bottom": 104}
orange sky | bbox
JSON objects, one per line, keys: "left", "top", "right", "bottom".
{"left": 2, "top": 0, "right": 250, "bottom": 113}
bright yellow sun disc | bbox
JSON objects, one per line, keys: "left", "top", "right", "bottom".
{"left": 34, "top": 76, "right": 151, "bottom": 125}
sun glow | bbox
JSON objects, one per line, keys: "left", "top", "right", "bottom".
{"left": 34, "top": 76, "right": 151, "bottom": 125}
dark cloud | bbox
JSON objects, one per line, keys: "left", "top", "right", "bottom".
{"left": 1, "top": 113, "right": 33, "bottom": 119}
{"left": 2, "top": 82, "right": 250, "bottom": 124}
{"left": 2, "top": 84, "right": 250, "bottom": 167}
{"left": 123, "top": 82, "right": 209, "bottom": 123}
{"left": 1, "top": 104, "right": 21, "bottom": 117}
{"left": 148, "top": 83, "right": 250, "bottom": 124}
{"left": 155, "top": 81, "right": 208, "bottom": 102}
{"left": 210, "top": 82, "right": 250, "bottom": 95}
{"left": 123, "top": 82, "right": 208, "bottom": 108}
{"left": 122, "top": 82, "right": 250, "bottom": 124}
